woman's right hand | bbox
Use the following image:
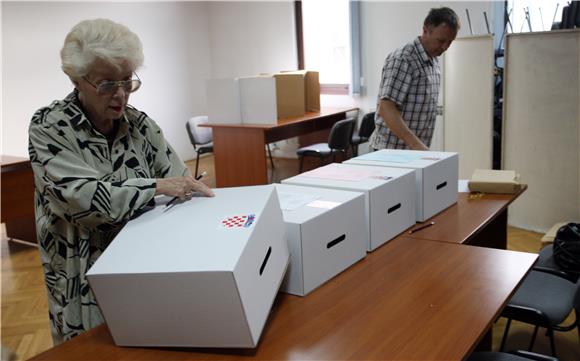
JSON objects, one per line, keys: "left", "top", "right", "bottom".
{"left": 155, "top": 176, "right": 214, "bottom": 199}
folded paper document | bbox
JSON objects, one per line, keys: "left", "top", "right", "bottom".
{"left": 468, "top": 169, "right": 523, "bottom": 194}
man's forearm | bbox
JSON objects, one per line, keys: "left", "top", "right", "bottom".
{"left": 378, "top": 99, "right": 428, "bottom": 150}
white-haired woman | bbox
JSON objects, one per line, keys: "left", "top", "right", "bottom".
{"left": 28, "top": 18, "right": 214, "bottom": 344}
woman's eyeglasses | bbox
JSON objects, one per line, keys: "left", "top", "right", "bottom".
{"left": 84, "top": 73, "right": 142, "bottom": 96}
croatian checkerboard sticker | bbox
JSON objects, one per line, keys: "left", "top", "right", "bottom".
{"left": 220, "top": 214, "right": 256, "bottom": 229}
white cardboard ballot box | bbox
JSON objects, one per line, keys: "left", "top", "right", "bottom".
{"left": 206, "top": 78, "right": 242, "bottom": 124}
{"left": 345, "top": 150, "right": 458, "bottom": 222}
{"left": 86, "top": 185, "right": 289, "bottom": 348}
{"left": 238, "top": 76, "right": 278, "bottom": 124}
{"left": 282, "top": 163, "right": 416, "bottom": 251}
{"left": 275, "top": 184, "right": 367, "bottom": 296}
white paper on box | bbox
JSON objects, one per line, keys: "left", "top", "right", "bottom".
{"left": 277, "top": 191, "right": 319, "bottom": 211}
{"left": 238, "top": 76, "right": 278, "bottom": 124}
{"left": 206, "top": 78, "right": 242, "bottom": 124}
{"left": 275, "top": 184, "right": 367, "bottom": 296}
{"left": 87, "top": 185, "right": 289, "bottom": 348}
{"left": 345, "top": 150, "right": 458, "bottom": 221}
{"left": 282, "top": 163, "right": 416, "bottom": 251}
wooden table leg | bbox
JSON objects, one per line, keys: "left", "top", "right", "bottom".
{"left": 212, "top": 127, "right": 267, "bottom": 187}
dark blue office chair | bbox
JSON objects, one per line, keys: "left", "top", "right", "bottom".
{"left": 499, "top": 269, "right": 580, "bottom": 357}
{"left": 296, "top": 117, "right": 355, "bottom": 173}
{"left": 351, "top": 111, "right": 375, "bottom": 157}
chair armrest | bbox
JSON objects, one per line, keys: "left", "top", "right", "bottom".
{"left": 532, "top": 266, "right": 579, "bottom": 283}
{"left": 502, "top": 304, "right": 551, "bottom": 328}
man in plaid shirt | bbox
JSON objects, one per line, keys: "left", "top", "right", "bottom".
{"left": 369, "top": 7, "right": 460, "bottom": 150}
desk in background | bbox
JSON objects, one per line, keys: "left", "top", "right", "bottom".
{"left": 202, "top": 107, "right": 357, "bottom": 187}
{"left": 1, "top": 155, "right": 36, "bottom": 244}
{"left": 29, "top": 189, "right": 535, "bottom": 361}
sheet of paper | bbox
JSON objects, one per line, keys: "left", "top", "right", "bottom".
{"left": 357, "top": 152, "right": 422, "bottom": 163}
{"left": 306, "top": 200, "right": 341, "bottom": 210}
{"left": 301, "top": 164, "right": 375, "bottom": 182}
{"left": 277, "top": 191, "right": 320, "bottom": 211}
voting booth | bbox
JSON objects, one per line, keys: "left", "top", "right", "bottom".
{"left": 206, "top": 78, "right": 242, "bottom": 124}
{"left": 238, "top": 76, "right": 278, "bottom": 124}
{"left": 282, "top": 163, "right": 416, "bottom": 251}
{"left": 275, "top": 184, "right": 367, "bottom": 296}
{"left": 87, "top": 185, "right": 289, "bottom": 348}
{"left": 345, "top": 150, "right": 458, "bottom": 222}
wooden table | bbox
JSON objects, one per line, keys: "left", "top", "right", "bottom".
{"left": 1, "top": 155, "right": 37, "bottom": 244}
{"left": 30, "top": 190, "right": 536, "bottom": 361}
{"left": 202, "top": 107, "right": 356, "bottom": 187}
{"left": 406, "top": 187, "right": 527, "bottom": 250}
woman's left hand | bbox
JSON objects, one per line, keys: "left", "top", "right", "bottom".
{"left": 155, "top": 176, "right": 214, "bottom": 199}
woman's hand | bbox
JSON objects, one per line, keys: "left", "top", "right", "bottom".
{"left": 155, "top": 176, "right": 214, "bottom": 199}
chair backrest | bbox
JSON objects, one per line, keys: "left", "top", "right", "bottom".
{"left": 358, "top": 111, "right": 376, "bottom": 138}
{"left": 328, "top": 118, "right": 355, "bottom": 151}
{"left": 186, "top": 116, "right": 212, "bottom": 146}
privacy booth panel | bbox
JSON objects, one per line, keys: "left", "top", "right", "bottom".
{"left": 443, "top": 35, "right": 494, "bottom": 179}
{"left": 503, "top": 30, "right": 580, "bottom": 232}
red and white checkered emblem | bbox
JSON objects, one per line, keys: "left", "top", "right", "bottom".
{"left": 220, "top": 214, "right": 256, "bottom": 229}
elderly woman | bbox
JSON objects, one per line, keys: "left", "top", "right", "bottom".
{"left": 28, "top": 18, "right": 213, "bottom": 344}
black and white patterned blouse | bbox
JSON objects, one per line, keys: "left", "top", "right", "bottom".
{"left": 28, "top": 90, "right": 187, "bottom": 343}
{"left": 369, "top": 37, "right": 441, "bottom": 150}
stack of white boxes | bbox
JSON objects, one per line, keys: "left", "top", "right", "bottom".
{"left": 282, "top": 163, "right": 416, "bottom": 251}
{"left": 87, "top": 185, "right": 289, "bottom": 348}
{"left": 275, "top": 184, "right": 367, "bottom": 296}
{"left": 345, "top": 150, "right": 459, "bottom": 221}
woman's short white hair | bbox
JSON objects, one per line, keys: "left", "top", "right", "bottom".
{"left": 61, "top": 18, "right": 144, "bottom": 79}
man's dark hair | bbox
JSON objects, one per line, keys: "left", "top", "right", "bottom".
{"left": 424, "top": 7, "right": 460, "bottom": 31}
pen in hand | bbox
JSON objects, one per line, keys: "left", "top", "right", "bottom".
{"left": 408, "top": 221, "right": 435, "bottom": 234}
{"left": 165, "top": 171, "right": 207, "bottom": 208}
{"left": 195, "top": 171, "right": 207, "bottom": 181}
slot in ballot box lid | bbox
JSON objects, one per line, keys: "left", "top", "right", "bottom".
{"left": 87, "top": 185, "right": 289, "bottom": 348}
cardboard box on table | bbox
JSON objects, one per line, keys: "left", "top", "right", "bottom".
{"left": 275, "top": 184, "right": 367, "bottom": 296}
{"left": 282, "top": 163, "right": 416, "bottom": 252}
{"left": 206, "top": 78, "right": 242, "bottom": 124}
{"left": 273, "top": 72, "right": 306, "bottom": 118}
{"left": 239, "top": 73, "right": 307, "bottom": 124}
{"left": 238, "top": 76, "right": 279, "bottom": 125}
{"left": 345, "top": 150, "right": 458, "bottom": 222}
{"left": 281, "top": 70, "right": 320, "bottom": 112}
{"left": 86, "top": 185, "right": 289, "bottom": 348}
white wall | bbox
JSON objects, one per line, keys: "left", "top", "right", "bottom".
{"left": 207, "top": 1, "right": 297, "bottom": 78}
{"left": 2, "top": 2, "right": 211, "bottom": 160}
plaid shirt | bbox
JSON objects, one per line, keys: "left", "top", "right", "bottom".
{"left": 369, "top": 37, "right": 441, "bottom": 150}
